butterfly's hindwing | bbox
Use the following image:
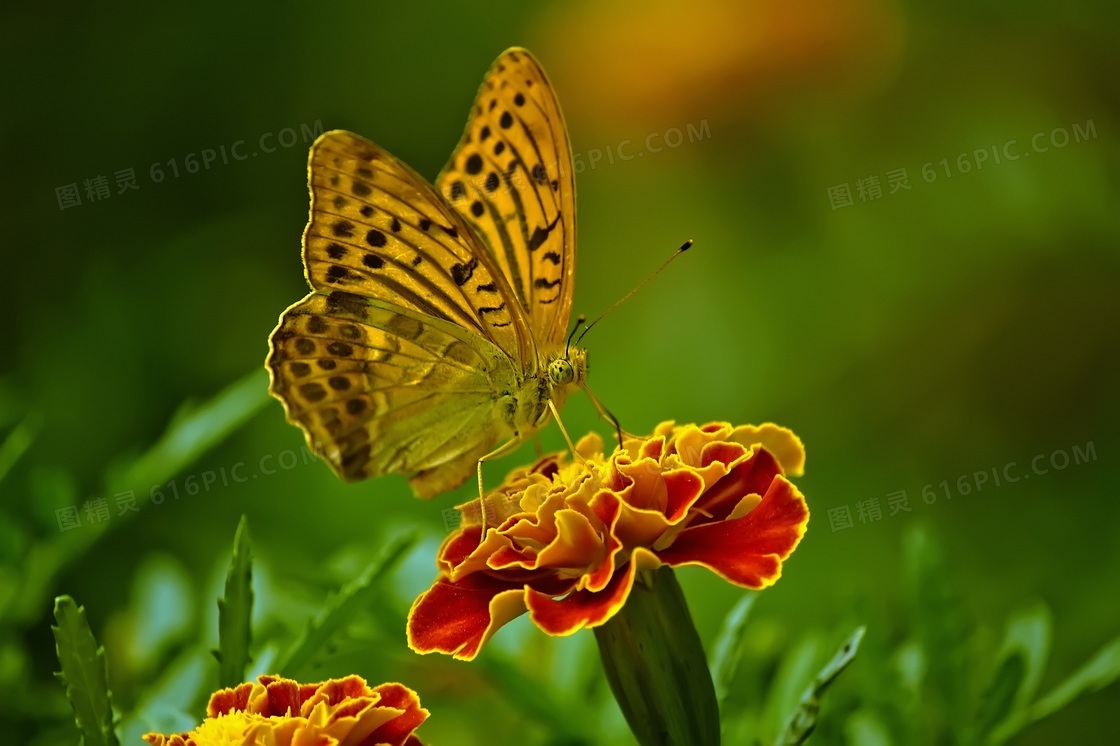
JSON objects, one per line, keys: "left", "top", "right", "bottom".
{"left": 268, "top": 292, "right": 519, "bottom": 489}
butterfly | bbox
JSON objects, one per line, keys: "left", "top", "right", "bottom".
{"left": 266, "top": 47, "right": 590, "bottom": 499}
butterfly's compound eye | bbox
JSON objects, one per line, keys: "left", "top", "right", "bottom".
{"left": 549, "top": 358, "right": 575, "bottom": 386}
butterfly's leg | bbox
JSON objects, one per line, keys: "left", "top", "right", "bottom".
{"left": 580, "top": 383, "right": 625, "bottom": 446}
{"left": 476, "top": 437, "right": 523, "bottom": 529}
{"left": 547, "top": 399, "right": 582, "bottom": 460}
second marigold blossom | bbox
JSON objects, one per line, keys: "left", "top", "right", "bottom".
{"left": 408, "top": 421, "right": 810, "bottom": 660}
{"left": 143, "top": 674, "right": 429, "bottom": 746}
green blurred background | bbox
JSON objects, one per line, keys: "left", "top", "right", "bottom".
{"left": 2, "top": 1, "right": 1117, "bottom": 743}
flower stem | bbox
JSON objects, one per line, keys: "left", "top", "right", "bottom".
{"left": 594, "top": 566, "right": 721, "bottom": 746}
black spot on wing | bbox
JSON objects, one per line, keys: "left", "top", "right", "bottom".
{"left": 366, "top": 229, "right": 387, "bottom": 248}
{"left": 300, "top": 382, "right": 327, "bottom": 402}
{"left": 528, "top": 214, "right": 562, "bottom": 252}
{"left": 450, "top": 257, "right": 479, "bottom": 286}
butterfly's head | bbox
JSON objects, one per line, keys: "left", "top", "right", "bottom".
{"left": 548, "top": 348, "right": 587, "bottom": 392}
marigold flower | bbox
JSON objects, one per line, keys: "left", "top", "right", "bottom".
{"left": 143, "top": 674, "right": 428, "bottom": 746}
{"left": 408, "top": 421, "right": 810, "bottom": 660}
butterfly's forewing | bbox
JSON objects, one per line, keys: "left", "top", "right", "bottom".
{"left": 436, "top": 47, "right": 576, "bottom": 352}
{"left": 303, "top": 130, "right": 534, "bottom": 365}
{"left": 267, "top": 129, "right": 538, "bottom": 495}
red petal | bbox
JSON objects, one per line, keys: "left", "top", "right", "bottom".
{"left": 662, "top": 468, "right": 707, "bottom": 522}
{"left": 206, "top": 681, "right": 252, "bottom": 716}
{"left": 695, "top": 447, "right": 783, "bottom": 521}
{"left": 659, "top": 476, "right": 808, "bottom": 588}
{"left": 264, "top": 677, "right": 301, "bottom": 717}
{"left": 367, "top": 683, "right": 429, "bottom": 744}
{"left": 437, "top": 526, "right": 484, "bottom": 570}
{"left": 406, "top": 574, "right": 526, "bottom": 660}
{"left": 525, "top": 547, "right": 663, "bottom": 635}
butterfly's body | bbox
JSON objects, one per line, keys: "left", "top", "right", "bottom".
{"left": 267, "top": 48, "right": 588, "bottom": 498}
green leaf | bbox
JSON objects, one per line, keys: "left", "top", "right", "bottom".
{"left": 1000, "top": 602, "right": 1051, "bottom": 710}
{"left": 214, "top": 516, "right": 253, "bottom": 688}
{"left": 51, "top": 595, "right": 119, "bottom": 746}
{"left": 972, "top": 651, "right": 1024, "bottom": 743}
{"left": 275, "top": 531, "right": 419, "bottom": 677}
{"left": 594, "top": 566, "right": 721, "bottom": 746}
{"left": 778, "top": 626, "right": 865, "bottom": 746}
{"left": 972, "top": 602, "right": 1051, "bottom": 743}
{"left": 709, "top": 591, "right": 758, "bottom": 708}
{"left": 904, "top": 524, "right": 970, "bottom": 731}
{"left": 991, "top": 633, "right": 1120, "bottom": 743}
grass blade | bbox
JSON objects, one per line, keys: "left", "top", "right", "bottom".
{"left": 113, "top": 368, "right": 270, "bottom": 494}
{"left": 778, "top": 626, "right": 865, "bottom": 746}
{"left": 0, "top": 411, "right": 42, "bottom": 486}
{"left": 709, "top": 591, "right": 759, "bottom": 708}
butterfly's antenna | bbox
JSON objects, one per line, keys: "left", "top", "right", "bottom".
{"left": 576, "top": 239, "right": 693, "bottom": 346}
{"left": 565, "top": 315, "right": 587, "bottom": 358}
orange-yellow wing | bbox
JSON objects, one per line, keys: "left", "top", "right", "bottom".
{"left": 435, "top": 47, "right": 577, "bottom": 354}
{"left": 266, "top": 130, "right": 536, "bottom": 495}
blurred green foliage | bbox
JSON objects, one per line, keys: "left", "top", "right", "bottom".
{"left": 2, "top": 0, "right": 1118, "bottom": 743}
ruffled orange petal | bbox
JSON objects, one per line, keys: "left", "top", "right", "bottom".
{"left": 408, "top": 421, "right": 810, "bottom": 659}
